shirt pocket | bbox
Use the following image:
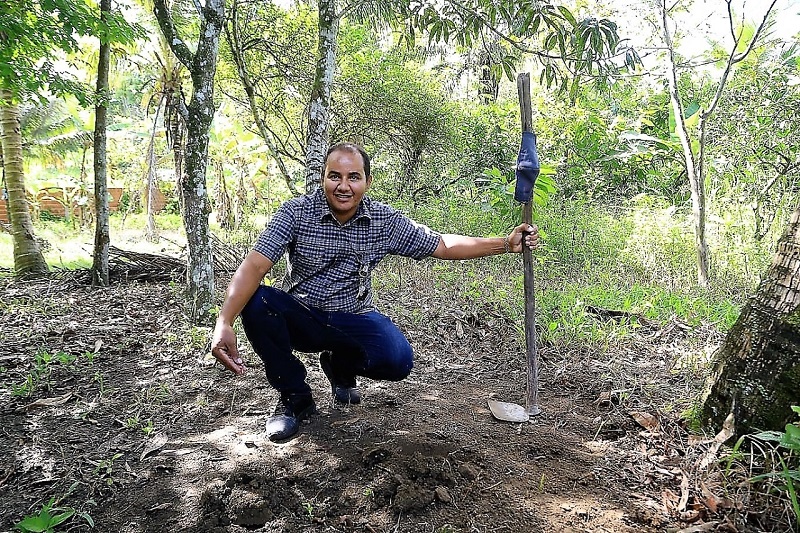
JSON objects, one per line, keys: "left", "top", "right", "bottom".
{"left": 292, "top": 237, "right": 337, "bottom": 272}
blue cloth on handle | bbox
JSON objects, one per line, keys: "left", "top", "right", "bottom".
{"left": 515, "top": 131, "right": 540, "bottom": 203}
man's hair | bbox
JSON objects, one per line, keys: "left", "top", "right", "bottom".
{"left": 323, "top": 142, "right": 371, "bottom": 178}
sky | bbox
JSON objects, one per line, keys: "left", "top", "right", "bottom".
{"left": 612, "top": 0, "right": 799, "bottom": 51}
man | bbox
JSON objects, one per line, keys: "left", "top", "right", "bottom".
{"left": 211, "top": 142, "right": 539, "bottom": 441}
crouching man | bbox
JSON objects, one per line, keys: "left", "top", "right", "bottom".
{"left": 210, "top": 142, "right": 539, "bottom": 441}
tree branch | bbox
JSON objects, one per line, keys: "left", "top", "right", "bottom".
{"left": 192, "top": 0, "right": 204, "bottom": 20}
{"left": 704, "top": 0, "right": 778, "bottom": 118}
{"left": 732, "top": 0, "right": 778, "bottom": 63}
{"left": 152, "top": 0, "right": 193, "bottom": 67}
{"left": 225, "top": 0, "right": 300, "bottom": 195}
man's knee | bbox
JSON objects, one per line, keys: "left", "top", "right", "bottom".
{"left": 379, "top": 341, "right": 414, "bottom": 381}
{"left": 240, "top": 285, "right": 281, "bottom": 326}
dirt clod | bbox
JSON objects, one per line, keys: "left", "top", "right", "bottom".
{"left": 393, "top": 481, "right": 435, "bottom": 512}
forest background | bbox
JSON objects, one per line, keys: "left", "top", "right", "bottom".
{"left": 2, "top": 0, "right": 800, "bottom": 531}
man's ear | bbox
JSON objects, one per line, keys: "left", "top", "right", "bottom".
{"left": 365, "top": 175, "right": 373, "bottom": 189}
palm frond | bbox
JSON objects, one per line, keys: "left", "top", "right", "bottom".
{"left": 19, "top": 100, "right": 78, "bottom": 143}
{"left": 38, "top": 130, "right": 94, "bottom": 153}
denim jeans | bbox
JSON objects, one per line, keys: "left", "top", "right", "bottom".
{"left": 240, "top": 285, "right": 414, "bottom": 396}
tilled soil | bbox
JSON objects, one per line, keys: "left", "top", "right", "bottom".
{"left": 0, "top": 272, "right": 749, "bottom": 533}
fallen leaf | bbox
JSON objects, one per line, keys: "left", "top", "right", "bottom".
{"left": 662, "top": 489, "right": 679, "bottom": 512}
{"left": 700, "top": 480, "right": 733, "bottom": 513}
{"left": 140, "top": 433, "right": 169, "bottom": 461}
{"left": 594, "top": 391, "right": 612, "bottom": 406}
{"left": 677, "top": 521, "right": 719, "bottom": 533}
{"left": 94, "top": 339, "right": 103, "bottom": 353}
{"left": 697, "top": 412, "right": 735, "bottom": 470}
{"left": 20, "top": 392, "right": 73, "bottom": 411}
{"left": 687, "top": 435, "right": 713, "bottom": 446}
{"left": 713, "top": 412, "right": 735, "bottom": 444}
{"left": 678, "top": 471, "right": 689, "bottom": 512}
{"left": 157, "top": 448, "right": 198, "bottom": 457}
{"left": 630, "top": 411, "right": 659, "bottom": 431}
{"left": 146, "top": 503, "right": 171, "bottom": 513}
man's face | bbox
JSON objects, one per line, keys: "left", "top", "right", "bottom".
{"left": 322, "top": 149, "right": 372, "bottom": 223}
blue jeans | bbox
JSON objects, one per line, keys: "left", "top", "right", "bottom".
{"left": 240, "top": 286, "right": 414, "bottom": 396}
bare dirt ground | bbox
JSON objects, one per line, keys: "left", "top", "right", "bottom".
{"left": 0, "top": 267, "right": 788, "bottom": 533}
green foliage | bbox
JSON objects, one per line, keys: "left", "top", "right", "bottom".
{"left": 7, "top": 349, "right": 91, "bottom": 397}
{"left": 404, "top": 1, "right": 632, "bottom": 91}
{"left": 15, "top": 499, "right": 74, "bottom": 533}
{"left": 454, "top": 102, "right": 519, "bottom": 182}
{"left": 14, "top": 484, "right": 94, "bottom": 533}
{"left": 19, "top": 99, "right": 91, "bottom": 166}
{"left": 91, "top": 452, "right": 124, "bottom": 486}
{"left": 11, "top": 350, "right": 64, "bottom": 397}
{"left": 336, "top": 23, "right": 457, "bottom": 197}
{"left": 477, "top": 164, "right": 557, "bottom": 220}
{"left": 729, "top": 407, "right": 800, "bottom": 526}
{"left": 218, "top": 0, "right": 316, "bottom": 171}
{"left": 0, "top": 0, "right": 140, "bottom": 104}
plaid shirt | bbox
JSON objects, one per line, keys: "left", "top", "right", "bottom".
{"left": 254, "top": 188, "right": 440, "bottom": 313}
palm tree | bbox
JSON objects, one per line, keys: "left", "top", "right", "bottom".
{"left": 0, "top": 88, "right": 48, "bottom": 276}
{"left": 702, "top": 202, "right": 800, "bottom": 435}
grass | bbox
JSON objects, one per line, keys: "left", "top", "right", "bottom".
{"left": 379, "top": 194, "right": 747, "bottom": 349}
{"left": 0, "top": 212, "right": 187, "bottom": 270}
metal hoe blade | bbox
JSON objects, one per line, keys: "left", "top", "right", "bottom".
{"left": 488, "top": 399, "right": 530, "bottom": 423}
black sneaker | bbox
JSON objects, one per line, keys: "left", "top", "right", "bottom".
{"left": 319, "top": 351, "right": 361, "bottom": 405}
{"left": 265, "top": 393, "right": 316, "bottom": 442}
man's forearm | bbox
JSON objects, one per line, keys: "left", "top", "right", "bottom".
{"left": 218, "top": 252, "right": 273, "bottom": 326}
{"left": 434, "top": 234, "right": 506, "bottom": 260}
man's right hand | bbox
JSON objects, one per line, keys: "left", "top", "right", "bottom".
{"left": 211, "top": 321, "right": 247, "bottom": 375}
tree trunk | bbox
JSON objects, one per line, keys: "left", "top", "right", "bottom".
{"left": 213, "top": 160, "right": 232, "bottom": 230}
{"left": 232, "top": 163, "right": 247, "bottom": 230}
{"left": 183, "top": 103, "right": 216, "bottom": 323}
{"left": 153, "top": 0, "right": 222, "bottom": 324}
{"left": 0, "top": 88, "right": 48, "bottom": 277}
{"left": 92, "top": 0, "right": 111, "bottom": 286}
{"left": 303, "top": 0, "right": 339, "bottom": 192}
{"left": 660, "top": 0, "right": 709, "bottom": 287}
{"left": 145, "top": 98, "right": 162, "bottom": 241}
{"left": 702, "top": 204, "right": 800, "bottom": 435}
{"left": 167, "top": 93, "right": 186, "bottom": 215}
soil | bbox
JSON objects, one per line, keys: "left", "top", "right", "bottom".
{"left": 0, "top": 270, "right": 778, "bottom": 533}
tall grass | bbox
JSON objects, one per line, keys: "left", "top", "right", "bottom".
{"left": 385, "top": 193, "right": 763, "bottom": 347}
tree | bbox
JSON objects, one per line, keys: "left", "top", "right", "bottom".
{"left": 706, "top": 43, "right": 800, "bottom": 242}
{"left": 138, "top": 0, "right": 189, "bottom": 224}
{"left": 302, "top": 0, "right": 628, "bottom": 190}
{"left": 333, "top": 29, "right": 456, "bottom": 198}
{"left": 658, "top": 0, "right": 778, "bottom": 286}
{"left": 1, "top": 0, "right": 136, "bottom": 277}
{"left": 223, "top": 0, "right": 313, "bottom": 196}
{"left": 0, "top": 0, "right": 96, "bottom": 276}
{"left": 701, "top": 203, "right": 800, "bottom": 435}
{"left": 303, "top": 0, "right": 339, "bottom": 191}
{"left": 153, "top": 0, "right": 223, "bottom": 324}
{"left": 92, "top": 0, "right": 112, "bottom": 286}
{"left": 0, "top": 91, "right": 48, "bottom": 276}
